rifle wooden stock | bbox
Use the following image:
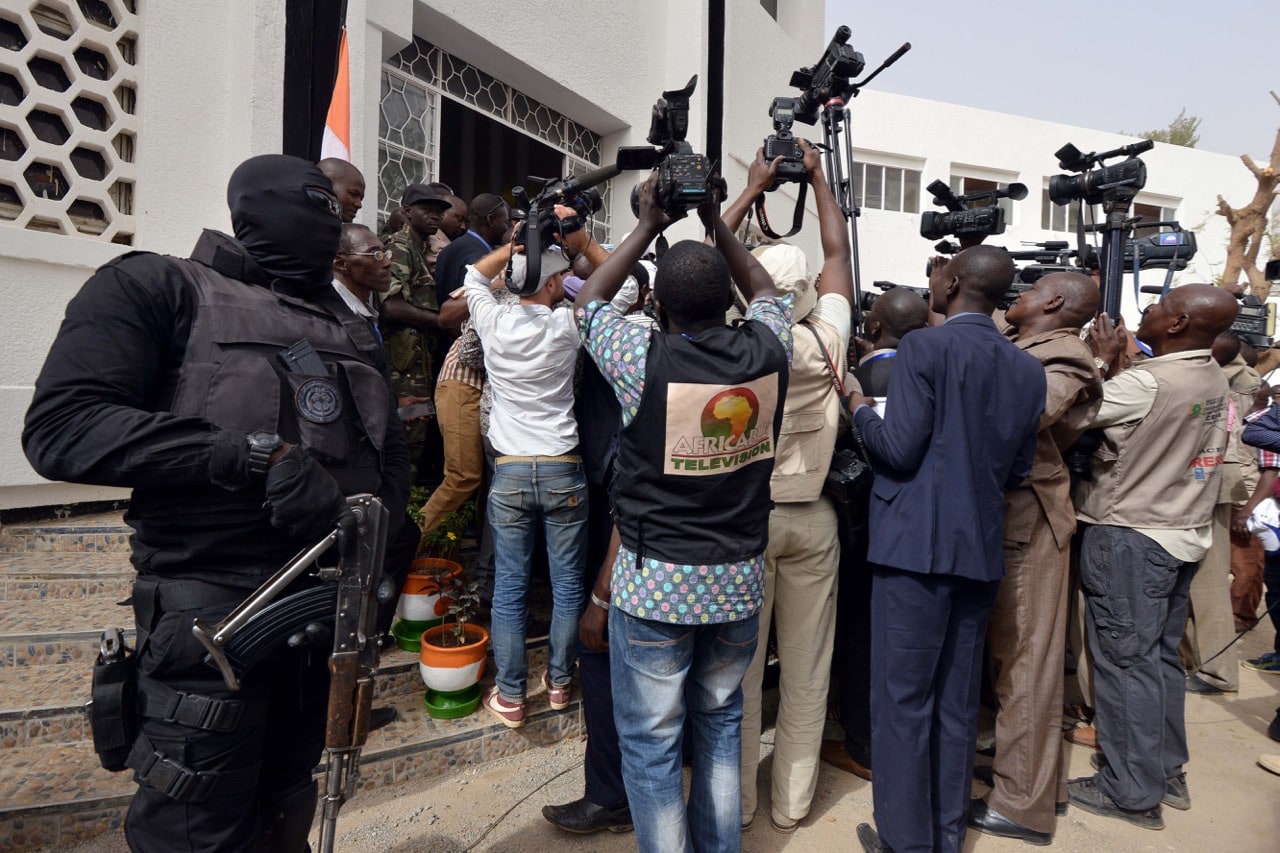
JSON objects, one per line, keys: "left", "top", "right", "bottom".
{"left": 318, "top": 495, "right": 388, "bottom": 853}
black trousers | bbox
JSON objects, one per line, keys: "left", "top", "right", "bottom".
{"left": 833, "top": 532, "right": 873, "bottom": 768}
{"left": 580, "top": 482, "right": 627, "bottom": 809}
{"left": 125, "top": 594, "right": 328, "bottom": 852}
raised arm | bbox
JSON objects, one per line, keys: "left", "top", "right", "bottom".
{"left": 720, "top": 148, "right": 780, "bottom": 234}
{"left": 805, "top": 139, "right": 852, "bottom": 305}
{"left": 576, "top": 175, "right": 671, "bottom": 308}
{"left": 701, "top": 200, "right": 777, "bottom": 303}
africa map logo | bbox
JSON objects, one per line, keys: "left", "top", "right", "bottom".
{"left": 701, "top": 387, "right": 760, "bottom": 443}
{"left": 664, "top": 376, "right": 779, "bottom": 476}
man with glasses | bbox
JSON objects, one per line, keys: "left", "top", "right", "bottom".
{"left": 333, "top": 223, "right": 392, "bottom": 323}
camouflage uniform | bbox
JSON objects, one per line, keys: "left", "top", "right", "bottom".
{"left": 380, "top": 225, "right": 439, "bottom": 399}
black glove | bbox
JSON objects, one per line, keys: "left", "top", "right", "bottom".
{"left": 264, "top": 446, "right": 356, "bottom": 546}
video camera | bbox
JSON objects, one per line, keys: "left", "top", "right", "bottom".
{"left": 1047, "top": 138, "right": 1154, "bottom": 318}
{"left": 789, "top": 26, "right": 866, "bottom": 126}
{"left": 1070, "top": 226, "right": 1196, "bottom": 276}
{"left": 919, "top": 179, "right": 1029, "bottom": 241}
{"left": 511, "top": 75, "right": 716, "bottom": 294}
{"left": 858, "top": 279, "right": 929, "bottom": 314}
{"left": 627, "top": 75, "right": 724, "bottom": 220}
{"left": 1048, "top": 141, "right": 1150, "bottom": 206}
{"left": 1233, "top": 296, "right": 1275, "bottom": 348}
{"left": 508, "top": 168, "right": 613, "bottom": 296}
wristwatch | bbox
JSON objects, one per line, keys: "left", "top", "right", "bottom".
{"left": 246, "top": 431, "right": 284, "bottom": 477}
{"left": 1093, "top": 357, "right": 1110, "bottom": 376}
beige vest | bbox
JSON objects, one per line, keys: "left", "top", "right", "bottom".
{"left": 770, "top": 314, "right": 845, "bottom": 503}
{"left": 1222, "top": 356, "right": 1262, "bottom": 501}
{"left": 1077, "top": 353, "right": 1229, "bottom": 530}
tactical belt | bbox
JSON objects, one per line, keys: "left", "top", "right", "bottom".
{"left": 131, "top": 577, "right": 258, "bottom": 652}
{"left": 126, "top": 732, "right": 259, "bottom": 803}
{"left": 137, "top": 675, "right": 244, "bottom": 733}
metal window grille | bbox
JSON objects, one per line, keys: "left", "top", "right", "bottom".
{"left": 379, "top": 38, "right": 609, "bottom": 240}
{"left": 0, "top": 0, "right": 138, "bottom": 243}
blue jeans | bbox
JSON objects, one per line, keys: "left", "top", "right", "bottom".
{"left": 488, "top": 459, "right": 588, "bottom": 701}
{"left": 610, "top": 607, "right": 758, "bottom": 853}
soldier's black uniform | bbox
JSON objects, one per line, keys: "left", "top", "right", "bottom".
{"left": 23, "top": 156, "right": 410, "bottom": 851}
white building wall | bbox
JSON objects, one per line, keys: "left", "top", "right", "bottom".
{"left": 0, "top": 0, "right": 1262, "bottom": 509}
{"left": 846, "top": 91, "right": 1258, "bottom": 320}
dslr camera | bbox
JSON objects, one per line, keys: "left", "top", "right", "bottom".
{"left": 628, "top": 76, "right": 724, "bottom": 219}
{"left": 761, "top": 97, "right": 809, "bottom": 190}
{"left": 919, "top": 179, "right": 1028, "bottom": 241}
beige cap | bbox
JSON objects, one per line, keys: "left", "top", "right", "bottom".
{"left": 754, "top": 244, "right": 815, "bottom": 320}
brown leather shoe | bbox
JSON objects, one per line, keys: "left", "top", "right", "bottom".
{"left": 821, "top": 739, "right": 872, "bottom": 781}
{"left": 1064, "top": 726, "right": 1098, "bottom": 749}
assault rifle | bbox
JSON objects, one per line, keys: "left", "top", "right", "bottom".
{"left": 191, "top": 494, "right": 390, "bottom": 853}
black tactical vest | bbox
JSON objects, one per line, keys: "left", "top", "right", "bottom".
{"left": 169, "top": 257, "right": 390, "bottom": 498}
{"left": 611, "top": 321, "right": 788, "bottom": 565}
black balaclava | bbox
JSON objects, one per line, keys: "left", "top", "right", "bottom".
{"left": 227, "top": 155, "right": 341, "bottom": 290}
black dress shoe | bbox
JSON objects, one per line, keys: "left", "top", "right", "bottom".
{"left": 541, "top": 798, "right": 633, "bottom": 834}
{"left": 973, "top": 764, "right": 994, "bottom": 787}
{"left": 856, "top": 822, "right": 892, "bottom": 852}
{"left": 968, "top": 799, "right": 1051, "bottom": 846}
{"left": 368, "top": 706, "right": 398, "bottom": 732}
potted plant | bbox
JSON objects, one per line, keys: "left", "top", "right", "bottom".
{"left": 419, "top": 575, "right": 489, "bottom": 719}
{"left": 416, "top": 500, "right": 475, "bottom": 562}
{"left": 392, "top": 497, "right": 474, "bottom": 651}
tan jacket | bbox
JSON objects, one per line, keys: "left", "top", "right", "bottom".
{"left": 770, "top": 310, "right": 846, "bottom": 504}
{"left": 1076, "top": 352, "right": 1229, "bottom": 530}
{"left": 1003, "top": 328, "right": 1103, "bottom": 550}
{"left": 1221, "top": 355, "right": 1262, "bottom": 502}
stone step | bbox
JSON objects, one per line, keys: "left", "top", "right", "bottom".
{"left": 0, "top": 642, "right": 453, "bottom": 750}
{"left": 0, "top": 513, "right": 133, "bottom": 555}
{"left": 0, "top": 653, "right": 579, "bottom": 851}
{"left": 0, "top": 633, "right": 547, "bottom": 748}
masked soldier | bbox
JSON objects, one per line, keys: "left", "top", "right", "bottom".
{"left": 22, "top": 155, "right": 411, "bottom": 852}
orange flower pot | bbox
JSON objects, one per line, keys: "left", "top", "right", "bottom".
{"left": 396, "top": 558, "right": 462, "bottom": 623}
{"left": 418, "top": 623, "right": 489, "bottom": 693}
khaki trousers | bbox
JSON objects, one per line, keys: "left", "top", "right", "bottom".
{"left": 740, "top": 498, "right": 839, "bottom": 825}
{"left": 987, "top": 520, "right": 1070, "bottom": 833}
{"left": 419, "top": 380, "right": 484, "bottom": 534}
{"left": 1179, "top": 503, "right": 1238, "bottom": 690}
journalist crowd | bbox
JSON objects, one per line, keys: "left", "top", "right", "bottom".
{"left": 19, "top": 134, "right": 1280, "bottom": 853}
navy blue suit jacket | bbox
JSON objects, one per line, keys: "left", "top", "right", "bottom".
{"left": 853, "top": 313, "right": 1045, "bottom": 582}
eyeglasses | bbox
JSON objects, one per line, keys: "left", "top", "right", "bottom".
{"left": 339, "top": 249, "right": 393, "bottom": 261}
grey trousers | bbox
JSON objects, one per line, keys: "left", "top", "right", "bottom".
{"left": 1080, "top": 524, "right": 1196, "bottom": 811}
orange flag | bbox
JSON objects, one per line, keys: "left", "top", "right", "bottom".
{"left": 321, "top": 28, "right": 350, "bottom": 161}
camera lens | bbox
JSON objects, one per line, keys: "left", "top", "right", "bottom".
{"left": 1047, "top": 174, "right": 1081, "bottom": 205}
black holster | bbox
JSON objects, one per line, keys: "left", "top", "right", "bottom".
{"left": 90, "top": 628, "right": 137, "bottom": 772}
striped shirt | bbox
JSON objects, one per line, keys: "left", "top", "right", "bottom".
{"left": 436, "top": 325, "right": 485, "bottom": 391}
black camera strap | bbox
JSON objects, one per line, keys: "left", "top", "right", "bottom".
{"left": 753, "top": 182, "right": 808, "bottom": 240}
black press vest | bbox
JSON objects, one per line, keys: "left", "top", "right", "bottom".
{"left": 612, "top": 321, "right": 788, "bottom": 565}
